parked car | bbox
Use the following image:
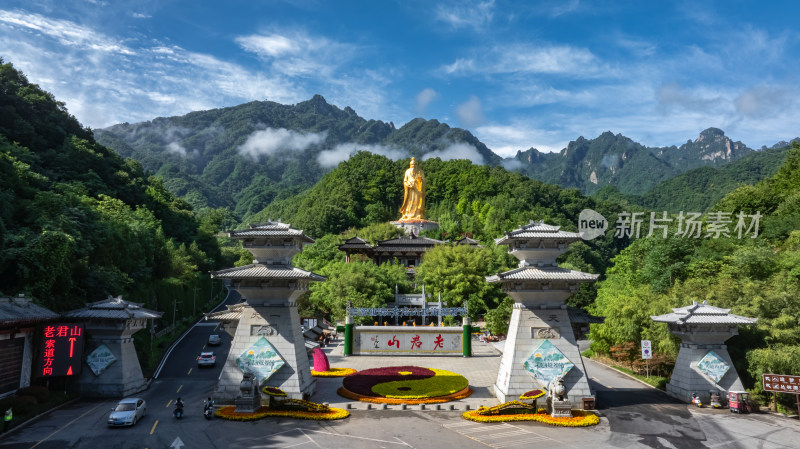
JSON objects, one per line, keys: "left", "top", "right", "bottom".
{"left": 197, "top": 351, "right": 216, "bottom": 367}
{"left": 207, "top": 334, "right": 222, "bottom": 346}
{"left": 108, "top": 398, "right": 146, "bottom": 427}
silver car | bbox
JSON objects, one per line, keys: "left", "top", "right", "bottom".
{"left": 197, "top": 351, "right": 216, "bottom": 367}
{"left": 207, "top": 334, "right": 221, "bottom": 346}
{"left": 108, "top": 398, "right": 146, "bottom": 427}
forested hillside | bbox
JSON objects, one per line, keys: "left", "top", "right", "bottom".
{"left": 94, "top": 95, "right": 502, "bottom": 218}
{"left": 593, "top": 143, "right": 794, "bottom": 212}
{"left": 0, "top": 60, "right": 221, "bottom": 323}
{"left": 588, "top": 143, "right": 800, "bottom": 410}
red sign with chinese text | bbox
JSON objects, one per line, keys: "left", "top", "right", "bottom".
{"left": 36, "top": 323, "right": 84, "bottom": 377}
{"left": 762, "top": 374, "right": 800, "bottom": 393}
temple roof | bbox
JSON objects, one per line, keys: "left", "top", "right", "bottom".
{"left": 228, "top": 221, "right": 314, "bottom": 243}
{"left": 64, "top": 295, "right": 162, "bottom": 320}
{"left": 651, "top": 301, "right": 757, "bottom": 325}
{"left": 0, "top": 296, "right": 59, "bottom": 326}
{"left": 495, "top": 220, "right": 582, "bottom": 245}
{"left": 212, "top": 264, "right": 325, "bottom": 281}
{"left": 338, "top": 236, "right": 373, "bottom": 250}
{"left": 374, "top": 234, "right": 445, "bottom": 250}
{"left": 455, "top": 236, "right": 481, "bottom": 246}
{"left": 486, "top": 266, "right": 599, "bottom": 283}
{"left": 205, "top": 302, "right": 246, "bottom": 321}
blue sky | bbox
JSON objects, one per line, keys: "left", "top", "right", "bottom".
{"left": 1, "top": 0, "right": 798, "bottom": 156}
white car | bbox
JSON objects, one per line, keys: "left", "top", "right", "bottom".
{"left": 108, "top": 398, "right": 146, "bottom": 427}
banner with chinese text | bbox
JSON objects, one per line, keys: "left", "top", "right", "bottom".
{"left": 352, "top": 327, "right": 462, "bottom": 355}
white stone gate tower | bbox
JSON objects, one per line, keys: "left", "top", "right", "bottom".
{"left": 652, "top": 301, "right": 756, "bottom": 404}
{"left": 211, "top": 221, "right": 324, "bottom": 401}
{"left": 487, "top": 221, "right": 598, "bottom": 408}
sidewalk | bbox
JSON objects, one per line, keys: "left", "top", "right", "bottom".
{"left": 310, "top": 337, "right": 503, "bottom": 410}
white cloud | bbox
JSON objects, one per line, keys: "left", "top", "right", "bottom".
{"left": 441, "top": 43, "right": 602, "bottom": 78}
{"left": 166, "top": 142, "right": 187, "bottom": 156}
{"left": 238, "top": 128, "right": 327, "bottom": 159}
{"left": 434, "top": 0, "right": 495, "bottom": 30}
{"left": 422, "top": 142, "right": 484, "bottom": 165}
{"left": 415, "top": 88, "right": 437, "bottom": 115}
{"left": 0, "top": 11, "right": 305, "bottom": 128}
{"left": 0, "top": 9, "right": 134, "bottom": 54}
{"left": 235, "top": 30, "right": 357, "bottom": 77}
{"left": 735, "top": 85, "right": 796, "bottom": 119}
{"left": 317, "top": 143, "right": 408, "bottom": 168}
{"left": 132, "top": 13, "right": 151, "bottom": 19}
{"left": 501, "top": 158, "right": 523, "bottom": 171}
{"left": 455, "top": 95, "right": 484, "bottom": 128}
{"left": 476, "top": 123, "right": 567, "bottom": 156}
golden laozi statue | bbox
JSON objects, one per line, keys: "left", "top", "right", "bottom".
{"left": 400, "top": 157, "right": 425, "bottom": 220}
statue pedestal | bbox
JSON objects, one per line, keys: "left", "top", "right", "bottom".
{"left": 391, "top": 219, "right": 438, "bottom": 236}
{"left": 549, "top": 400, "right": 572, "bottom": 418}
{"left": 234, "top": 372, "right": 262, "bottom": 413}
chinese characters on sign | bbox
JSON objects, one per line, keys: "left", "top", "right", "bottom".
{"left": 355, "top": 329, "right": 462, "bottom": 354}
{"left": 37, "top": 323, "right": 84, "bottom": 377}
{"left": 762, "top": 374, "right": 800, "bottom": 393}
{"left": 614, "top": 211, "right": 762, "bottom": 239}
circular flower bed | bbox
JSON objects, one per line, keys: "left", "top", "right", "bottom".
{"left": 462, "top": 401, "right": 599, "bottom": 427}
{"left": 311, "top": 367, "right": 357, "bottom": 377}
{"left": 338, "top": 365, "right": 472, "bottom": 404}
{"left": 519, "top": 389, "right": 545, "bottom": 400}
{"left": 215, "top": 405, "right": 349, "bottom": 421}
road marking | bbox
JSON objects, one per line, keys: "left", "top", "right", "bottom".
{"left": 29, "top": 402, "right": 104, "bottom": 449}
{"left": 202, "top": 344, "right": 206, "bottom": 350}
{"left": 443, "top": 421, "right": 553, "bottom": 449}
{"left": 150, "top": 420, "right": 158, "bottom": 435}
{"left": 166, "top": 400, "right": 173, "bottom": 408}
{"left": 177, "top": 384, "right": 183, "bottom": 393}
{"left": 187, "top": 368, "right": 192, "bottom": 375}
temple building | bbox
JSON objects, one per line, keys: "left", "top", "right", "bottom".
{"left": 339, "top": 234, "right": 481, "bottom": 274}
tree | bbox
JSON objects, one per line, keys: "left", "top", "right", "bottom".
{"left": 309, "top": 260, "right": 409, "bottom": 323}
{"left": 415, "top": 244, "right": 513, "bottom": 320}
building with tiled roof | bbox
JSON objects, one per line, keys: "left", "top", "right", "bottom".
{"left": 487, "top": 220, "right": 597, "bottom": 408}
{"left": 652, "top": 301, "right": 757, "bottom": 404}
{"left": 212, "top": 220, "right": 324, "bottom": 402}
{"left": 0, "top": 296, "right": 59, "bottom": 395}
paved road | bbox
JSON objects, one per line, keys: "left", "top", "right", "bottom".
{"left": 4, "top": 315, "right": 800, "bottom": 449}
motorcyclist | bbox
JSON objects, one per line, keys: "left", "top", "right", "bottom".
{"left": 203, "top": 397, "right": 214, "bottom": 410}
{"left": 174, "top": 397, "right": 185, "bottom": 417}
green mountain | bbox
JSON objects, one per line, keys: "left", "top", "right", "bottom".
{"left": 94, "top": 95, "right": 502, "bottom": 219}
{"left": 629, "top": 143, "right": 794, "bottom": 212}
{"left": 0, "top": 60, "right": 219, "bottom": 314}
{"left": 510, "top": 128, "right": 755, "bottom": 196}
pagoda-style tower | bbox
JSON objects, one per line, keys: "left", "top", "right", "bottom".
{"left": 65, "top": 296, "right": 161, "bottom": 397}
{"left": 652, "top": 301, "right": 756, "bottom": 404}
{"left": 211, "top": 221, "right": 324, "bottom": 401}
{"left": 487, "top": 221, "right": 598, "bottom": 408}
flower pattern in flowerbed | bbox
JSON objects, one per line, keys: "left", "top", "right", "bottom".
{"left": 338, "top": 365, "right": 472, "bottom": 404}
{"left": 215, "top": 397, "right": 349, "bottom": 421}
{"left": 311, "top": 367, "right": 357, "bottom": 377}
{"left": 462, "top": 401, "right": 599, "bottom": 426}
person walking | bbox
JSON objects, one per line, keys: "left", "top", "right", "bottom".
{"left": 3, "top": 407, "right": 11, "bottom": 432}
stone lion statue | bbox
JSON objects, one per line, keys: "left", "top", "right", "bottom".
{"left": 547, "top": 376, "right": 567, "bottom": 402}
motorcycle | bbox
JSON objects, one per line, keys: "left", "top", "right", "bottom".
{"left": 174, "top": 403, "right": 184, "bottom": 419}
{"left": 204, "top": 404, "right": 213, "bottom": 420}
{"left": 691, "top": 393, "right": 702, "bottom": 408}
